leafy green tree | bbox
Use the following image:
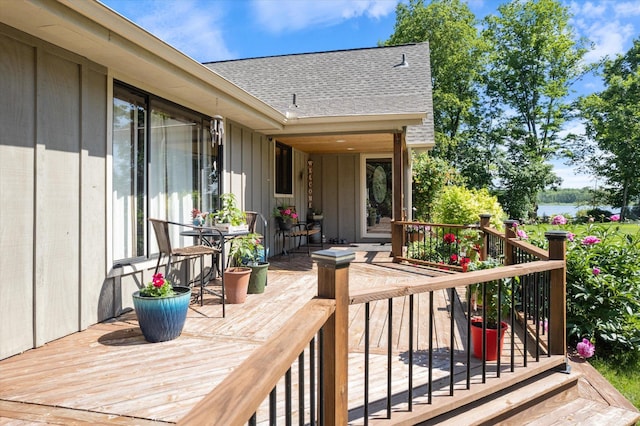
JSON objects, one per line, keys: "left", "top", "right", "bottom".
{"left": 482, "top": 0, "right": 590, "bottom": 220}
{"left": 411, "top": 151, "right": 458, "bottom": 220}
{"left": 578, "top": 39, "right": 640, "bottom": 220}
{"left": 384, "top": 0, "right": 485, "bottom": 165}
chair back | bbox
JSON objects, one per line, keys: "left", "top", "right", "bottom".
{"left": 149, "top": 218, "right": 173, "bottom": 254}
{"left": 245, "top": 211, "right": 258, "bottom": 233}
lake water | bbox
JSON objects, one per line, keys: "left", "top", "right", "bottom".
{"left": 537, "top": 204, "right": 615, "bottom": 217}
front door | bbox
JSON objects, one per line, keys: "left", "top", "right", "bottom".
{"left": 362, "top": 154, "right": 393, "bottom": 238}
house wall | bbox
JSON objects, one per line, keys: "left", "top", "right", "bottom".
{"left": 0, "top": 24, "right": 108, "bottom": 359}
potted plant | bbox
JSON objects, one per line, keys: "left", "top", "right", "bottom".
{"left": 229, "top": 233, "right": 269, "bottom": 294}
{"left": 210, "top": 193, "right": 248, "bottom": 232}
{"left": 467, "top": 258, "right": 514, "bottom": 360}
{"left": 132, "top": 273, "right": 191, "bottom": 342}
{"left": 273, "top": 205, "right": 298, "bottom": 230}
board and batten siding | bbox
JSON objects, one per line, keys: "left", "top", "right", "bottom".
{"left": 0, "top": 25, "right": 107, "bottom": 359}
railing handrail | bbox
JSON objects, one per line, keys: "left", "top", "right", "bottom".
{"left": 349, "top": 260, "right": 564, "bottom": 305}
{"left": 509, "top": 237, "right": 549, "bottom": 260}
{"left": 178, "top": 298, "right": 335, "bottom": 425}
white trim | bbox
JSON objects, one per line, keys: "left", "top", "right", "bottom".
{"left": 360, "top": 153, "right": 393, "bottom": 239}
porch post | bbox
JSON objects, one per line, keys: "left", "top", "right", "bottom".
{"left": 479, "top": 214, "right": 491, "bottom": 261}
{"left": 503, "top": 220, "right": 518, "bottom": 266}
{"left": 313, "top": 249, "right": 355, "bottom": 426}
{"left": 545, "top": 231, "right": 568, "bottom": 356}
{"left": 391, "top": 132, "right": 404, "bottom": 259}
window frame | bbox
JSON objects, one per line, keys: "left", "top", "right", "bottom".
{"left": 274, "top": 140, "right": 294, "bottom": 197}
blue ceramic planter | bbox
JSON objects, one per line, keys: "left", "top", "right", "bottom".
{"left": 132, "top": 286, "right": 191, "bottom": 343}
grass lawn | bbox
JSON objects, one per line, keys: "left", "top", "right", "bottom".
{"left": 589, "top": 357, "right": 640, "bottom": 410}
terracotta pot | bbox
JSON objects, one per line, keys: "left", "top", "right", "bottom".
{"left": 470, "top": 319, "right": 508, "bottom": 361}
{"left": 224, "top": 267, "right": 251, "bottom": 303}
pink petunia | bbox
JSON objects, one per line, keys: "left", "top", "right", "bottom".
{"left": 581, "top": 236, "right": 601, "bottom": 246}
{"left": 610, "top": 214, "right": 620, "bottom": 222}
{"left": 551, "top": 215, "right": 567, "bottom": 225}
{"left": 576, "top": 338, "right": 595, "bottom": 358}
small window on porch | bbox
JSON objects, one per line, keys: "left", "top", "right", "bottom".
{"left": 275, "top": 141, "right": 293, "bottom": 196}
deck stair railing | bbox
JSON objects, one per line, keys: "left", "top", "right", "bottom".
{"left": 179, "top": 218, "right": 568, "bottom": 425}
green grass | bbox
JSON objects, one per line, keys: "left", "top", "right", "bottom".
{"left": 589, "top": 357, "right": 640, "bottom": 409}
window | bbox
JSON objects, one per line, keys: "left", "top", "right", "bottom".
{"left": 112, "top": 83, "right": 221, "bottom": 262}
{"left": 275, "top": 141, "right": 293, "bottom": 196}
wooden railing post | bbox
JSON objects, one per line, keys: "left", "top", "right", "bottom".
{"left": 391, "top": 221, "right": 403, "bottom": 262}
{"left": 545, "top": 230, "right": 568, "bottom": 356}
{"left": 312, "top": 249, "right": 355, "bottom": 426}
{"left": 479, "top": 214, "right": 491, "bottom": 261}
{"left": 503, "top": 220, "right": 518, "bottom": 266}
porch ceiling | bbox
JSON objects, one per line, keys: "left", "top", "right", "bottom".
{"left": 277, "top": 132, "right": 394, "bottom": 154}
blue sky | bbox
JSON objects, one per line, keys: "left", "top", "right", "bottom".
{"left": 99, "top": 0, "right": 640, "bottom": 188}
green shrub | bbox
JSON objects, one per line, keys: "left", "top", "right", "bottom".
{"left": 431, "top": 185, "right": 506, "bottom": 228}
{"left": 524, "top": 223, "right": 640, "bottom": 366}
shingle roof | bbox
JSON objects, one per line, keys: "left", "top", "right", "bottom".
{"left": 204, "top": 43, "right": 434, "bottom": 147}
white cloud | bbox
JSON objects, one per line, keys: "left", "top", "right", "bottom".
{"left": 569, "top": 1, "right": 637, "bottom": 63}
{"left": 108, "top": 0, "right": 235, "bottom": 62}
{"left": 251, "top": 0, "right": 399, "bottom": 33}
{"left": 614, "top": 1, "right": 640, "bottom": 17}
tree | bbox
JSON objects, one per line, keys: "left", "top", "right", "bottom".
{"left": 482, "top": 0, "right": 590, "bottom": 220}
{"left": 578, "top": 39, "right": 640, "bottom": 220}
{"left": 384, "top": 0, "right": 485, "bottom": 165}
{"left": 411, "top": 151, "right": 458, "bottom": 221}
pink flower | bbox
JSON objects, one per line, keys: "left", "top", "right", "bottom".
{"left": 283, "top": 209, "right": 291, "bottom": 215}
{"left": 592, "top": 267, "right": 600, "bottom": 276}
{"left": 581, "top": 236, "right": 601, "bottom": 245}
{"left": 576, "top": 338, "right": 595, "bottom": 358}
{"left": 291, "top": 212, "right": 298, "bottom": 219}
{"left": 443, "top": 233, "right": 456, "bottom": 244}
{"left": 516, "top": 229, "right": 528, "bottom": 239}
{"left": 551, "top": 215, "right": 567, "bottom": 225}
{"left": 152, "top": 273, "right": 165, "bottom": 288}
{"left": 567, "top": 232, "right": 575, "bottom": 242}
{"left": 539, "top": 319, "right": 548, "bottom": 332}
{"left": 610, "top": 214, "right": 620, "bottom": 222}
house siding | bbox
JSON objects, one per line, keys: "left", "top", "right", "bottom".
{"left": 0, "top": 25, "right": 108, "bottom": 358}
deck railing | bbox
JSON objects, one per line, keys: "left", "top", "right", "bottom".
{"left": 179, "top": 218, "right": 568, "bottom": 425}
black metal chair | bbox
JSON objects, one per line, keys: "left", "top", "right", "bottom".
{"left": 148, "top": 218, "right": 225, "bottom": 316}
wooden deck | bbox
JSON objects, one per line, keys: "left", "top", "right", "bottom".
{"left": 0, "top": 244, "right": 636, "bottom": 424}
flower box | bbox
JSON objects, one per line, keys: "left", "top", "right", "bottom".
{"left": 214, "top": 223, "right": 249, "bottom": 233}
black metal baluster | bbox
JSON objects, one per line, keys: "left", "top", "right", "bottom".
{"left": 286, "top": 368, "right": 292, "bottom": 426}
{"left": 318, "top": 330, "right": 323, "bottom": 426}
{"left": 497, "top": 281, "right": 502, "bottom": 377}
{"left": 387, "top": 298, "right": 392, "bottom": 418}
{"left": 364, "top": 302, "right": 370, "bottom": 424}
{"left": 466, "top": 286, "right": 471, "bottom": 389}
{"left": 269, "top": 387, "right": 277, "bottom": 426}
{"left": 449, "top": 287, "right": 455, "bottom": 395}
{"left": 429, "top": 291, "right": 434, "bottom": 404}
{"left": 408, "top": 294, "right": 414, "bottom": 411}
{"left": 482, "top": 282, "right": 487, "bottom": 383}
{"left": 298, "top": 352, "right": 304, "bottom": 426}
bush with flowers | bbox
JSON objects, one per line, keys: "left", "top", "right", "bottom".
{"left": 272, "top": 206, "right": 298, "bottom": 221}
{"left": 522, "top": 221, "right": 640, "bottom": 365}
{"left": 140, "top": 273, "right": 176, "bottom": 298}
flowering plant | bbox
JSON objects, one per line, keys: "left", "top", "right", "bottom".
{"left": 273, "top": 206, "right": 298, "bottom": 220}
{"left": 576, "top": 338, "right": 595, "bottom": 358}
{"left": 140, "top": 273, "right": 176, "bottom": 298}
